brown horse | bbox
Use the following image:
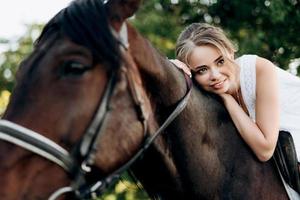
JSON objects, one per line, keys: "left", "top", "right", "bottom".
{"left": 0, "top": 0, "right": 289, "bottom": 199}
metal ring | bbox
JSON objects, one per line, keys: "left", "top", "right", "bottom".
{"left": 48, "top": 186, "right": 73, "bottom": 200}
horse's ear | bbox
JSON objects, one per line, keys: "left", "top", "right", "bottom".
{"left": 106, "top": 0, "right": 142, "bottom": 31}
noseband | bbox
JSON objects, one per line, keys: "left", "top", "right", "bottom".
{"left": 0, "top": 23, "right": 192, "bottom": 199}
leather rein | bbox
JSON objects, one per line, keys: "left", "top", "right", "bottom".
{"left": 0, "top": 23, "right": 192, "bottom": 200}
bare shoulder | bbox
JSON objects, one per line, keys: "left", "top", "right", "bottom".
{"left": 255, "top": 56, "right": 276, "bottom": 77}
{"left": 255, "top": 56, "right": 278, "bottom": 100}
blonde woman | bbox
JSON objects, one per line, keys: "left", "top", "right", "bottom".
{"left": 171, "top": 23, "right": 300, "bottom": 165}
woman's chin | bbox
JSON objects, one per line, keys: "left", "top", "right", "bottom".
{"left": 214, "top": 91, "right": 226, "bottom": 95}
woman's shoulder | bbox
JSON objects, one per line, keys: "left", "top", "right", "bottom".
{"left": 255, "top": 56, "right": 276, "bottom": 76}
{"left": 236, "top": 54, "right": 275, "bottom": 74}
{"left": 235, "top": 54, "right": 257, "bottom": 69}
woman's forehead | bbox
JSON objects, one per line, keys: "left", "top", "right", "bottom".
{"left": 189, "top": 45, "right": 221, "bottom": 69}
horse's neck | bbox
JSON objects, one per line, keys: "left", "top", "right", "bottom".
{"left": 127, "top": 24, "right": 187, "bottom": 107}
{"left": 131, "top": 140, "right": 185, "bottom": 199}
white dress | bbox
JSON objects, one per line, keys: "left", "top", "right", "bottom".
{"left": 236, "top": 54, "right": 300, "bottom": 161}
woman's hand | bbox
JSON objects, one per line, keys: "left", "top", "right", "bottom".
{"left": 218, "top": 93, "right": 236, "bottom": 106}
{"left": 169, "top": 59, "right": 192, "bottom": 77}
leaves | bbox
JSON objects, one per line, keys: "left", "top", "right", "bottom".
{"left": 132, "top": 0, "right": 300, "bottom": 69}
{"left": 0, "top": 24, "right": 44, "bottom": 92}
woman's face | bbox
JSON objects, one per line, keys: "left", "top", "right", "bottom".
{"left": 188, "top": 45, "right": 237, "bottom": 95}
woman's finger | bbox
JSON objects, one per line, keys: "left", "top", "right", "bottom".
{"left": 169, "top": 59, "right": 192, "bottom": 77}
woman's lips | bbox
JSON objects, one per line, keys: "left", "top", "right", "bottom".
{"left": 211, "top": 79, "right": 226, "bottom": 89}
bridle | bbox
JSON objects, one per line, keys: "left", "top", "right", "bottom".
{"left": 0, "top": 23, "right": 192, "bottom": 199}
{"left": 0, "top": 23, "right": 192, "bottom": 200}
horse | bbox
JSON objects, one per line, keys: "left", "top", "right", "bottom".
{"left": 0, "top": 0, "right": 289, "bottom": 199}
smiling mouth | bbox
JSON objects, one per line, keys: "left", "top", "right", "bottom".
{"left": 210, "top": 79, "right": 226, "bottom": 89}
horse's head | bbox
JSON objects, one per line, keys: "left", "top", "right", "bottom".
{"left": 0, "top": 0, "right": 159, "bottom": 199}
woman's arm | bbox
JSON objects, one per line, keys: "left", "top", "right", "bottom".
{"left": 221, "top": 56, "right": 279, "bottom": 161}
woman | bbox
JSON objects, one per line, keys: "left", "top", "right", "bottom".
{"left": 171, "top": 23, "right": 300, "bottom": 163}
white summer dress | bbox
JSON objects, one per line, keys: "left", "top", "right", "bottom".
{"left": 236, "top": 54, "right": 300, "bottom": 161}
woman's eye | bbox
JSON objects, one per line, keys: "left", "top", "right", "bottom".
{"left": 196, "top": 67, "right": 207, "bottom": 75}
{"left": 217, "top": 59, "right": 225, "bottom": 66}
{"left": 60, "top": 61, "right": 91, "bottom": 77}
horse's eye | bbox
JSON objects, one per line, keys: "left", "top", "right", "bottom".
{"left": 60, "top": 61, "right": 91, "bottom": 77}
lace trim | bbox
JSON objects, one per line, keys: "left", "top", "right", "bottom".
{"left": 238, "top": 55, "right": 257, "bottom": 121}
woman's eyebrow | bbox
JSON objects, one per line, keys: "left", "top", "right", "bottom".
{"left": 214, "top": 55, "right": 223, "bottom": 63}
{"left": 194, "top": 64, "right": 207, "bottom": 71}
{"left": 194, "top": 55, "right": 223, "bottom": 70}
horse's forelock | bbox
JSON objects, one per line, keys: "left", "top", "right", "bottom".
{"left": 60, "top": 0, "right": 121, "bottom": 69}
{"left": 34, "top": 0, "right": 121, "bottom": 71}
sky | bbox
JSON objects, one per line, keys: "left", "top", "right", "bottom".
{"left": 0, "top": 0, "right": 72, "bottom": 39}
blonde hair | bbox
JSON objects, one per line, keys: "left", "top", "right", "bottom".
{"left": 175, "top": 23, "right": 237, "bottom": 66}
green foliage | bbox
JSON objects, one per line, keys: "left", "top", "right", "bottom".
{"left": 0, "top": 24, "right": 43, "bottom": 92}
{"left": 97, "top": 172, "right": 150, "bottom": 200}
{"left": 132, "top": 0, "right": 300, "bottom": 69}
{"left": 206, "top": 0, "right": 300, "bottom": 68}
{"left": 131, "top": 0, "right": 184, "bottom": 58}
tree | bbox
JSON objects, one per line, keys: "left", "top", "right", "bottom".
{"left": 0, "top": 24, "right": 44, "bottom": 92}
{"left": 0, "top": 24, "right": 44, "bottom": 114}
{"left": 132, "top": 0, "right": 300, "bottom": 70}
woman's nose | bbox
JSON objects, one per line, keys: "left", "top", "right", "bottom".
{"left": 210, "top": 67, "right": 221, "bottom": 81}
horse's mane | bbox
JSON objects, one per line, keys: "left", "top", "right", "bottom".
{"left": 34, "top": 0, "right": 121, "bottom": 69}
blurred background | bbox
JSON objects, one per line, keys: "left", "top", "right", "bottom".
{"left": 0, "top": 0, "right": 299, "bottom": 199}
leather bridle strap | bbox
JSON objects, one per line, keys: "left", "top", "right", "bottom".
{"left": 0, "top": 72, "right": 118, "bottom": 175}
{"left": 74, "top": 72, "right": 193, "bottom": 199}
{"left": 0, "top": 72, "right": 118, "bottom": 176}
{"left": 79, "top": 72, "right": 117, "bottom": 170}
{"left": 0, "top": 120, "right": 74, "bottom": 172}
{"left": 0, "top": 66, "right": 192, "bottom": 200}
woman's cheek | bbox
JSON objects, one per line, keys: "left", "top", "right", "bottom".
{"left": 195, "top": 76, "right": 206, "bottom": 86}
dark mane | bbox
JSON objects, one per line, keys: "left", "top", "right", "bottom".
{"left": 35, "top": 0, "right": 121, "bottom": 69}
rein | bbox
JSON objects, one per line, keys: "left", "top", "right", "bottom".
{"left": 0, "top": 23, "right": 192, "bottom": 199}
